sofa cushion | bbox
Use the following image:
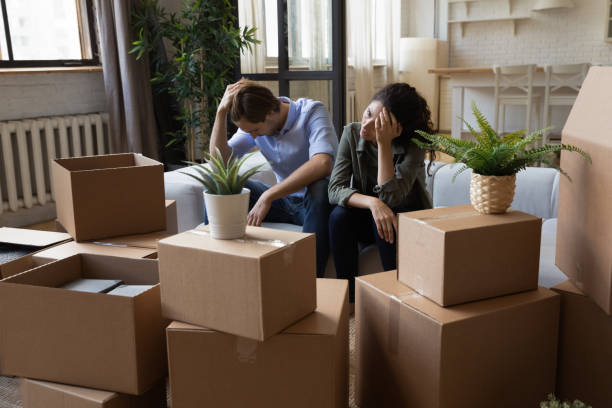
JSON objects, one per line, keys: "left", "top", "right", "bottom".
{"left": 538, "top": 218, "right": 567, "bottom": 288}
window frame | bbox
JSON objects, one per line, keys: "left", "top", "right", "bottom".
{"left": 0, "top": 0, "right": 99, "bottom": 68}
{"left": 235, "top": 0, "right": 346, "bottom": 138}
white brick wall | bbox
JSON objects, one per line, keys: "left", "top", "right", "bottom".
{"left": 448, "top": 0, "right": 612, "bottom": 67}
{"left": 0, "top": 72, "right": 106, "bottom": 122}
{"left": 438, "top": 0, "right": 612, "bottom": 132}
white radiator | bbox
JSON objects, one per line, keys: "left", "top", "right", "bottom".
{"left": 0, "top": 113, "right": 111, "bottom": 214}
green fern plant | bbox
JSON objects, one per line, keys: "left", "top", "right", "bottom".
{"left": 540, "top": 393, "right": 592, "bottom": 408}
{"left": 413, "top": 102, "right": 591, "bottom": 181}
{"left": 180, "top": 148, "right": 263, "bottom": 195}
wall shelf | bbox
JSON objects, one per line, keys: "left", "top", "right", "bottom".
{"left": 448, "top": 0, "right": 514, "bottom": 17}
{"left": 448, "top": 15, "right": 530, "bottom": 37}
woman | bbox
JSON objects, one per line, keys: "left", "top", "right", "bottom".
{"left": 328, "top": 83, "right": 435, "bottom": 303}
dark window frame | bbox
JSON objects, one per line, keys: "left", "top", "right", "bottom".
{"left": 234, "top": 0, "right": 346, "bottom": 138}
{"left": 0, "top": 0, "right": 99, "bottom": 68}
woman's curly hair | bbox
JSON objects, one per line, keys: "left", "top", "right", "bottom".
{"left": 371, "top": 83, "right": 437, "bottom": 174}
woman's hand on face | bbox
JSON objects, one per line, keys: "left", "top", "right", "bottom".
{"left": 369, "top": 197, "right": 398, "bottom": 244}
{"left": 375, "top": 107, "right": 402, "bottom": 146}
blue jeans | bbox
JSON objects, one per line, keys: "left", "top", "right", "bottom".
{"left": 204, "top": 179, "right": 331, "bottom": 278}
{"left": 328, "top": 204, "right": 413, "bottom": 302}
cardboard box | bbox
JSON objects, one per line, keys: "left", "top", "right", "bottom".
{"left": 21, "top": 378, "right": 167, "bottom": 408}
{"left": 0, "top": 227, "right": 72, "bottom": 278}
{"left": 166, "top": 278, "right": 348, "bottom": 408}
{"left": 52, "top": 153, "right": 166, "bottom": 242}
{"left": 0, "top": 254, "right": 168, "bottom": 394}
{"left": 556, "top": 67, "right": 612, "bottom": 315}
{"left": 33, "top": 241, "right": 158, "bottom": 261}
{"left": 356, "top": 271, "right": 560, "bottom": 408}
{"left": 55, "top": 200, "right": 178, "bottom": 237}
{"left": 158, "top": 225, "right": 317, "bottom": 341}
{"left": 552, "top": 280, "right": 612, "bottom": 407}
{"left": 398, "top": 205, "right": 541, "bottom": 306}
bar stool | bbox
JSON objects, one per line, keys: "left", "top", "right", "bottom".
{"left": 543, "top": 63, "right": 590, "bottom": 145}
{"left": 493, "top": 64, "right": 540, "bottom": 135}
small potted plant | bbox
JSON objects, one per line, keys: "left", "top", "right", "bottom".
{"left": 413, "top": 102, "right": 591, "bottom": 214}
{"left": 540, "top": 393, "right": 592, "bottom": 408}
{"left": 181, "top": 149, "right": 263, "bottom": 239}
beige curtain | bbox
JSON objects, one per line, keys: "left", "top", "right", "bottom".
{"left": 239, "top": 0, "right": 266, "bottom": 73}
{"left": 348, "top": 0, "right": 402, "bottom": 117}
{"left": 93, "top": 0, "right": 159, "bottom": 159}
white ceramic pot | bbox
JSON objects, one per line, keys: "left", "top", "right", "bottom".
{"left": 204, "top": 188, "right": 250, "bottom": 239}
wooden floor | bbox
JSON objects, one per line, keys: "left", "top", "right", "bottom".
{"left": 23, "top": 220, "right": 56, "bottom": 232}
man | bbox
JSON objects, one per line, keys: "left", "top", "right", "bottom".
{"left": 208, "top": 80, "right": 338, "bottom": 277}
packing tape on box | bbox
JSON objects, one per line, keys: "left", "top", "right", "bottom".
{"left": 413, "top": 209, "right": 520, "bottom": 225}
{"left": 388, "top": 291, "right": 423, "bottom": 355}
{"left": 188, "top": 230, "right": 292, "bottom": 248}
{"left": 235, "top": 336, "right": 259, "bottom": 364}
{"left": 92, "top": 241, "right": 129, "bottom": 248}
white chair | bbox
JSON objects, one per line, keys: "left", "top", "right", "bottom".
{"left": 543, "top": 63, "right": 590, "bottom": 145}
{"left": 493, "top": 64, "right": 540, "bottom": 135}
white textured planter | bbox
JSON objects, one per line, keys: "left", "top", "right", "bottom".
{"left": 204, "top": 188, "right": 250, "bottom": 239}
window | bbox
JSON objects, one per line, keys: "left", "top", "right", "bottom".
{"left": 237, "top": 0, "right": 345, "bottom": 136}
{"left": 0, "top": 0, "right": 98, "bottom": 67}
{"left": 607, "top": 0, "right": 612, "bottom": 42}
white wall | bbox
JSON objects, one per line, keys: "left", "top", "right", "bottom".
{"left": 438, "top": 0, "right": 612, "bottom": 132}
{"left": 0, "top": 71, "right": 106, "bottom": 122}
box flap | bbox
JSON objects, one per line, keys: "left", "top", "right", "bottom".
{"left": 54, "top": 153, "right": 136, "bottom": 172}
{"left": 22, "top": 378, "right": 116, "bottom": 404}
{"left": 357, "top": 271, "right": 557, "bottom": 324}
{"left": 92, "top": 231, "right": 172, "bottom": 249}
{"left": 0, "top": 227, "right": 71, "bottom": 247}
{"left": 399, "top": 205, "right": 540, "bottom": 233}
{"left": 168, "top": 278, "right": 346, "bottom": 336}
{"left": 552, "top": 280, "right": 584, "bottom": 296}
{"left": 34, "top": 241, "right": 157, "bottom": 260}
{"left": 160, "top": 225, "right": 313, "bottom": 259}
{"left": 562, "top": 67, "right": 612, "bottom": 146}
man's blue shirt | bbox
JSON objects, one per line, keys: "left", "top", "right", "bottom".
{"left": 227, "top": 96, "right": 338, "bottom": 197}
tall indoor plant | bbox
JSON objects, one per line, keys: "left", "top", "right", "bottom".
{"left": 130, "top": 0, "right": 258, "bottom": 162}
{"left": 181, "top": 149, "right": 263, "bottom": 239}
{"left": 414, "top": 102, "right": 591, "bottom": 214}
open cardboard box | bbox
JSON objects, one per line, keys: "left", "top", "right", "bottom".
{"left": 356, "top": 271, "right": 560, "bottom": 408}
{"left": 552, "top": 280, "right": 612, "bottom": 407}
{"left": 0, "top": 254, "right": 168, "bottom": 394}
{"left": 0, "top": 227, "right": 71, "bottom": 278}
{"left": 158, "top": 225, "right": 317, "bottom": 341}
{"left": 166, "top": 278, "right": 348, "bottom": 408}
{"left": 398, "top": 205, "right": 541, "bottom": 306}
{"left": 52, "top": 153, "right": 166, "bottom": 242}
{"left": 56, "top": 200, "right": 179, "bottom": 239}
{"left": 21, "top": 378, "right": 167, "bottom": 408}
{"left": 556, "top": 66, "right": 612, "bottom": 315}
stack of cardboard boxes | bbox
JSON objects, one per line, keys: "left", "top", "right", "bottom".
{"left": 158, "top": 225, "right": 349, "bottom": 407}
{"left": 355, "top": 207, "right": 560, "bottom": 408}
{"left": 0, "top": 153, "right": 174, "bottom": 407}
{"left": 551, "top": 66, "right": 612, "bottom": 407}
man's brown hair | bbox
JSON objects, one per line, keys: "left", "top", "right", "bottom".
{"left": 230, "top": 80, "right": 281, "bottom": 123}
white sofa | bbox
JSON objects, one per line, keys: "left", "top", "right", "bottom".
{"left": 164, "top": 152, "right": 567, "bottom": 288}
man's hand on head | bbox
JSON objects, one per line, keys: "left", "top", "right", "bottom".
{"left": 217, "top": 81, "right": 246, "bottom": 114}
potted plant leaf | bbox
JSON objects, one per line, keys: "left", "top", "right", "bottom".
{"left": 540, "top": 393, "right": 592, "bottom": 408}
{"left": 181, "top": 148, "right": 263, "bottom": 239}
{"left": 130, "top": 0, "right": 259, "bottom": 162}
{"left": 413, "top": 102, "right": 591, "bottom": 214}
